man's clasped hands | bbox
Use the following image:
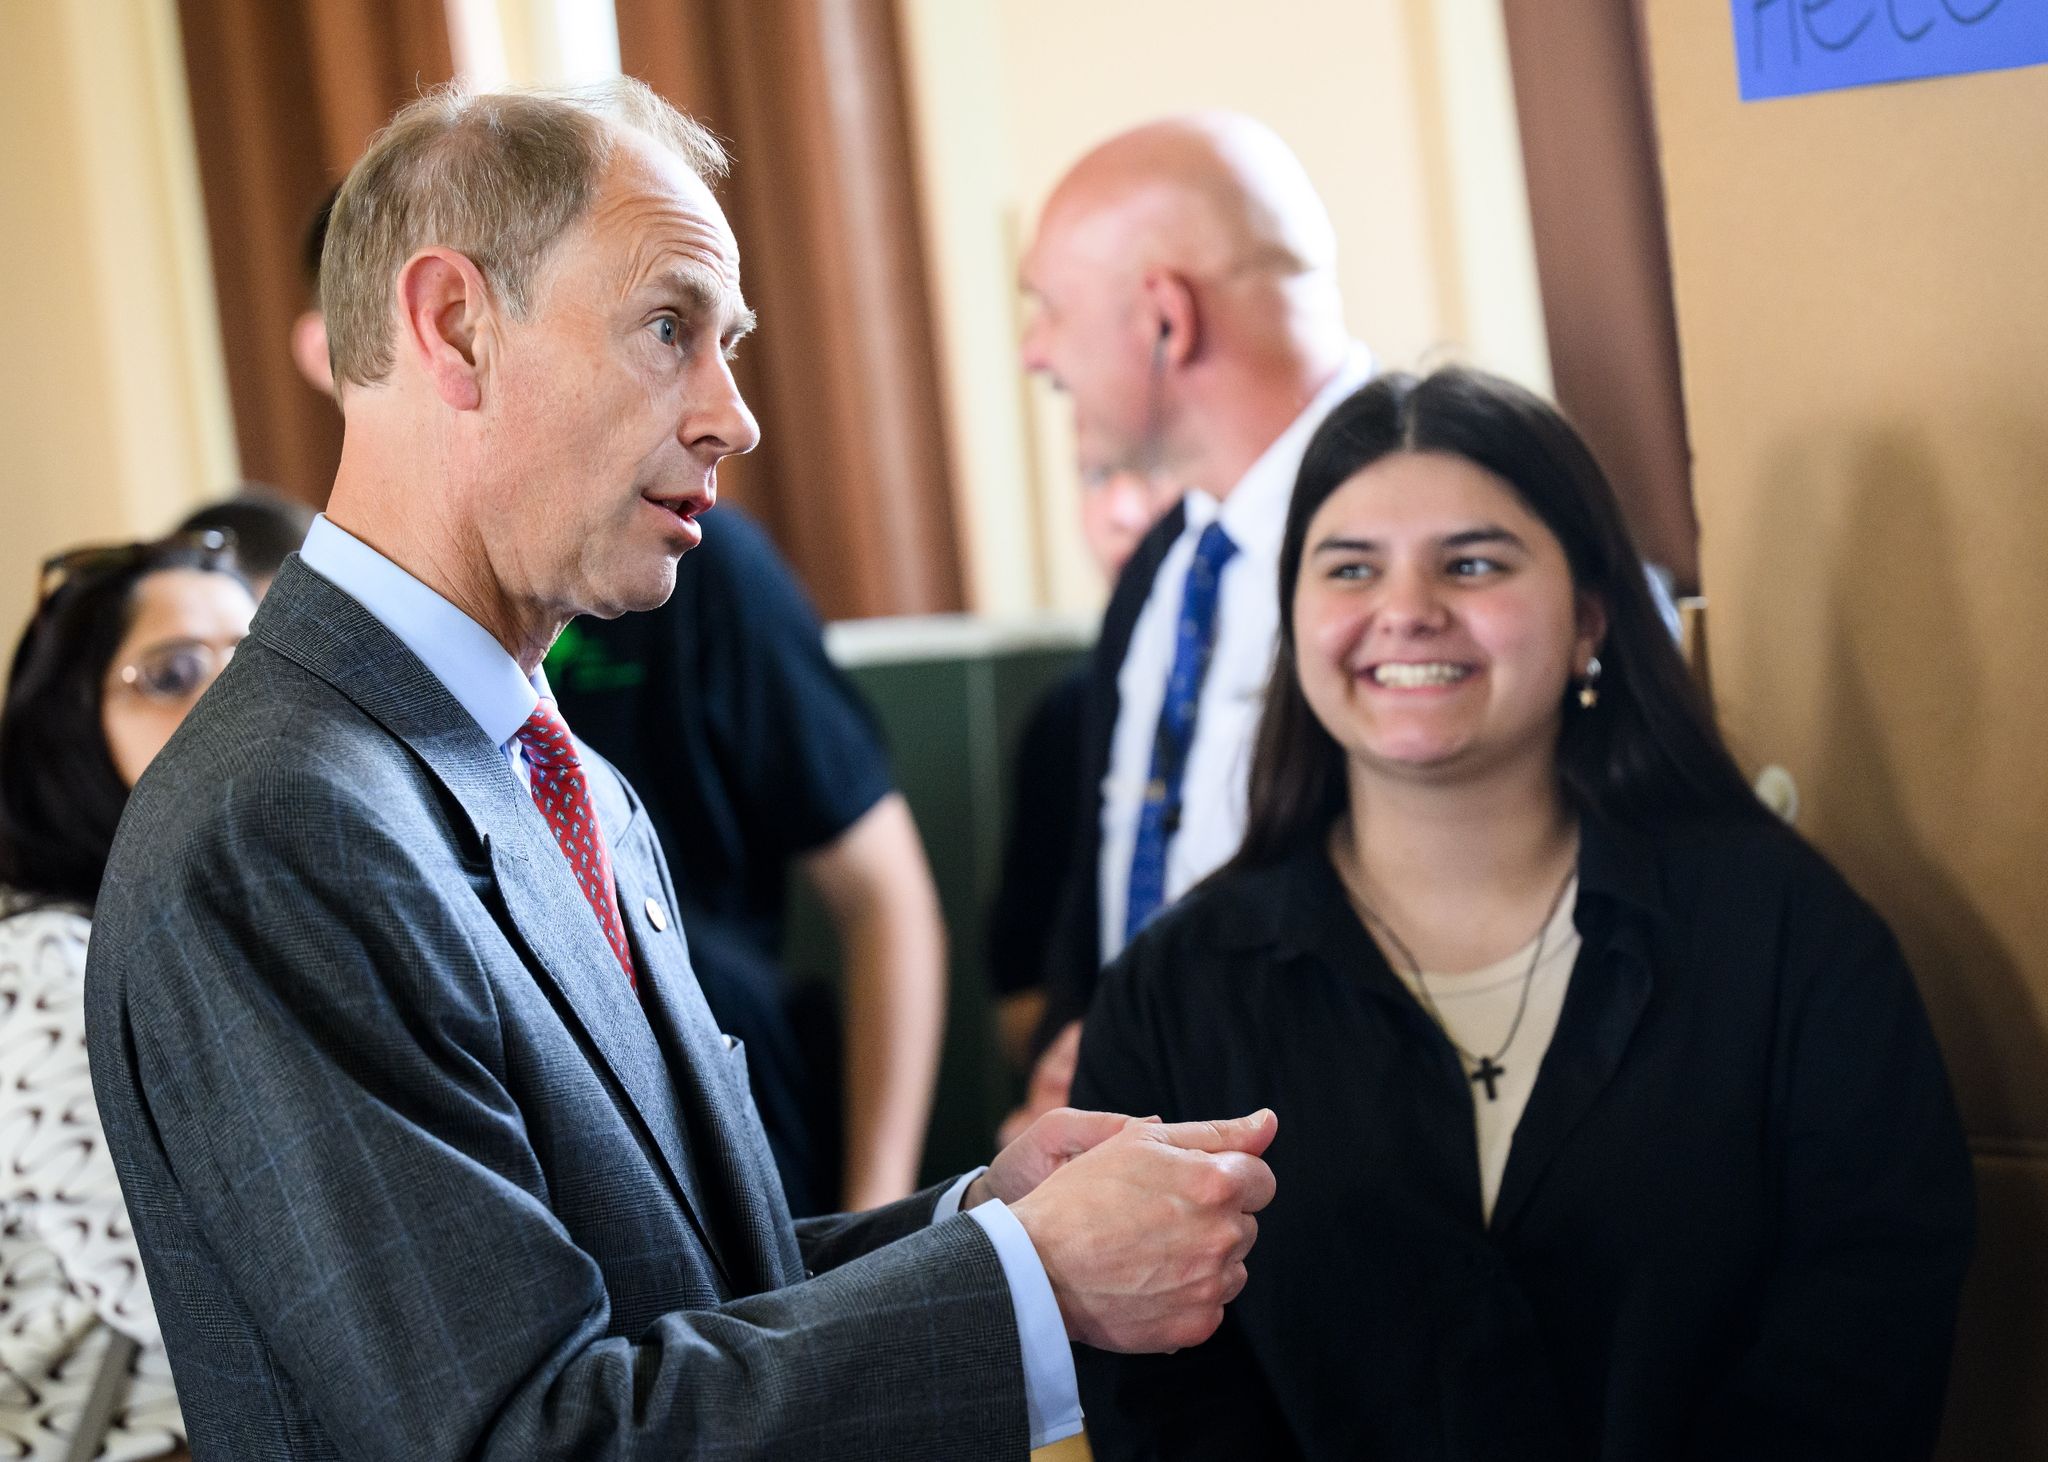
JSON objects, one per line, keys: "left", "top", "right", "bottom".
{"left": 965, "top": 1106, "right": 1279, "bottom": 1353}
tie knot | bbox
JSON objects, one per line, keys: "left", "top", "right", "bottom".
{"left": 1194, "top": 520, "right": 1238, "bottom": 573}
{"left": 515, "top": 700, "right": 580, "bottom": 770}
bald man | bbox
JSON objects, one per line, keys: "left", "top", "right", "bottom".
{"left": 1018, "top": 113, "right": 1374, "bottom": 1078}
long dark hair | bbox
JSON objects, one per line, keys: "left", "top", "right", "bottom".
{"left": 1233, "top": 366, "right": 1766, "bottom": 870}
{"left": 0, "top": 533, "right": 244, "bottom": 911}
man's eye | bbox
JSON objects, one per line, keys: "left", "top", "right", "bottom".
{"left": 651, "top": 317, "right": 680, "bottom": 348}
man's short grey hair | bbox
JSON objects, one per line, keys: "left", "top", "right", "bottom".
{"left": 321, "top": 77, "right": 728, "bottom": 390}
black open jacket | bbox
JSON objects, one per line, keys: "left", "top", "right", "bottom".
{"left": 1071, "top": 812, "right": 1973, "bottom": 1461}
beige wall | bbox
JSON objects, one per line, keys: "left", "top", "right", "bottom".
{"left": 446, "top": 0, "right": 623, "bottom": 88}
{"left": 897, "top": 0, "right": 1548, "bottom": 614}
{"left": 0, "top": 1, "right": 236, "bottom": 639}
{"left": 1640, "top": 6, "right": 2048, "bottom": 1451}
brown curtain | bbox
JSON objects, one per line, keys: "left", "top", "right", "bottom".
{"left": 1500, "top": 0, "right": 1699, "bottom": 592}
{"left": 615, "top": 0, "right": 965, "bottom": 620}
{"left": 177, "top": 0, "right": 454, "bottom": 506}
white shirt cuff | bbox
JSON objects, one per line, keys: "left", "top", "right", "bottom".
{"left": 937, "top": 1168, "right": 1084, "bottom": 1448}
{"left": 932, "top": 1167, "right": 978, "bottom": 1223}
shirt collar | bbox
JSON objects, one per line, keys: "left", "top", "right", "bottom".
{"left": 1572, "top": 807, "right": 1667, "bottom": 925}
{"left": 298, "top": 515, "right": 547, "bottom": 752}
{"left": 1205, "top": 341, "right": 1377, "bottom": 562}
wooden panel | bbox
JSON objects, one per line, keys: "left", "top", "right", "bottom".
{"left": 1940, "top": 1151, "right": 2048, "bottom": 1458}
{"left": 1641, "top": 0, "right": 2048, "bottom": 1140}
{"left": 1639, "top": 1, "right": 2048, "bottom": 1438}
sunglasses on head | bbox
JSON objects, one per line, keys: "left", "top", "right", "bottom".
{"left": 35, "top": 528, "right": 238, "bottom": 607}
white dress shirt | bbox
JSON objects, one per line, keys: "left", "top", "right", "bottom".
{"left": 1100, "top": 345, "right": 1376, "bottom": 961}
{"left": 298, "top": 517, "right": 1083, "bottom": 1447}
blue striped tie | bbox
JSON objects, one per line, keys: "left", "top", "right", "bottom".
{"left": 1124, "top": 520, "right": 1239, "bottom": 943}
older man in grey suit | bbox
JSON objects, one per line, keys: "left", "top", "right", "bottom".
{"left": 84, "top": 80, "right": 1276, "bottom": 1459}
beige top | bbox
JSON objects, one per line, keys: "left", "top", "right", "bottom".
{"left": 1391, "top": 881, "right": 1582, "bottom": 1223}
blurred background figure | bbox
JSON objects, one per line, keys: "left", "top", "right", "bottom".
{"left": 1077, "top": 468, "right": 1184, "bottom": 589}
{"left": 0, "top": 530, "right": 255, "bottom": 1462}
{"left": 288, "top": 187, "right": 339, "bottom": 399}
{"left": 987, "top": 467, "right": 1182, "bottom": 1081}
{"left": 178, "top": 486, "right": 316, "bottom": 598}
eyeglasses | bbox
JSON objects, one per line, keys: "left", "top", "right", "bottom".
{"left": 108, "top": 637, "right": 242, "bottom": 705}
{"left": 36, "top": 528, "right": 236, "bottom": 606}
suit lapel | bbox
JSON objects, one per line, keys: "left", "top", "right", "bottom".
{"left": 253, "top": 561, "right": 742, "bottom": 1288}
{"left": 1076, "top": 502, "right": 1189, "bottom": 967}
{"left": 1091, "top": 500, "right": 1186, "bottom": 765}
{"left": 483, "top": 815, "right": 739, "bottom": 1289}
{"left": 591, "top": 767, "right": 803, "bottom": 1294}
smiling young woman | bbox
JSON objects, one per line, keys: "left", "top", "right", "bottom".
{"left": 1068, "top": 368, "right": 1974, "bottom": 1461}
{"left": 1291, "top": 448, "right": 1604, "bottom": 794}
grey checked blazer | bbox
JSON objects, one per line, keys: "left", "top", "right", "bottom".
{"left": 84, "top": 559, "right": 1027, "bottom": 1460}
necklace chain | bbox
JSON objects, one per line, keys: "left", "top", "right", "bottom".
{"left": 1349, "top": 867, "right": 1577, "bottom": 1097}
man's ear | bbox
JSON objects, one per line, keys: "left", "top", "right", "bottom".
{"left": 1141, "top": 271, "right": 1198, "bottom": 367}
{"left": 394, "top": 247, "right": 492, "bottom": 411}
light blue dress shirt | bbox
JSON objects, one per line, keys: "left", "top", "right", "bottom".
{"left": 297, "top": 516, "right": 1083, "bottom": 1447}
{"left": 300, "top": 515, "right": 546, "bottom": 782}
{"left": 934, "top": 1171, "right": 1084, "bottom": 1446}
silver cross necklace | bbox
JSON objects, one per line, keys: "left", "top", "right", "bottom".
{"left": 1350, "top": 869, "right": 1576, "bottom": 1102}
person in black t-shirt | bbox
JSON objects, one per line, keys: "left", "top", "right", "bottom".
{"left": 547, "top": 506, "right": 945, "bottom": 1217}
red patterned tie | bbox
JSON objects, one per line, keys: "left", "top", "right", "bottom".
{"left": 514, "top": 700, "right": 637, "bottom": 989}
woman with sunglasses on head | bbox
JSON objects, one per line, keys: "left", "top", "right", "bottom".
{"left": 1070, "top": 369, "right": 1973, "bottom": 1461}
{"left": 0, "top": 531, "right": 252, "bottom": 1461}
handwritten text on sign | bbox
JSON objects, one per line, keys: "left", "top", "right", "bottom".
{"left": 1734, "top": 0, "right": 2048, "bottom": 100}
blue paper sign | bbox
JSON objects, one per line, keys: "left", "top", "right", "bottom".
{"left": 1733, "top": 0, "right": 2048, "bottom": 100}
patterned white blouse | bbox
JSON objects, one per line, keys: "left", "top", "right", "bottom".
{"left": 0, "top": 900, "right": 182, "bottom": 1460}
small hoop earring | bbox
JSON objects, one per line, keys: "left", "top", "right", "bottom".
{"left": 1577, "top": 655, "right": 1602, "bottom": 710}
